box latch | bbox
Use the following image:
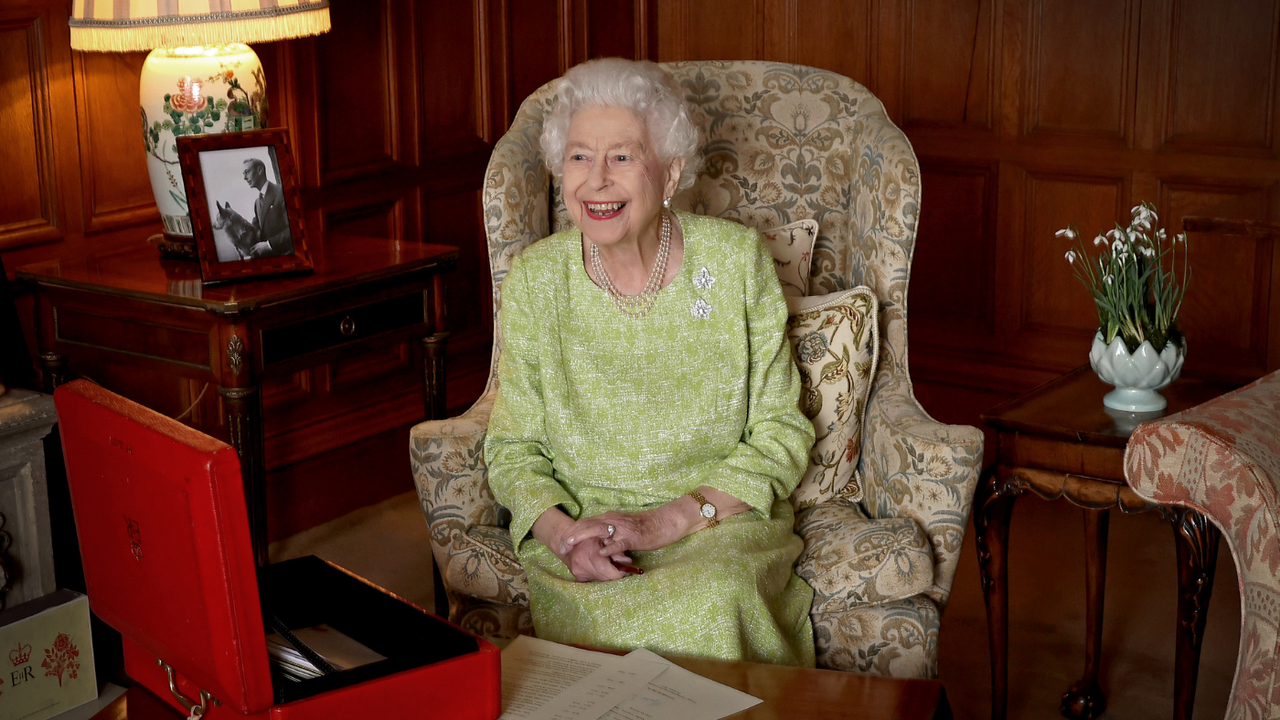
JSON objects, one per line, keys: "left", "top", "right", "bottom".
{"left": 158, "top": 658, "right": 222, "bottom": 719}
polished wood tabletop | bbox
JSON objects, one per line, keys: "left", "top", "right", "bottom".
{"left": 982, "top": 364, "right": 1235, "bottom": 449}
{"left": 16, "top": 234, "right": 456, "bottom": 314}
{"left": 94, "top": 655, "right": 949, "bottom": 720}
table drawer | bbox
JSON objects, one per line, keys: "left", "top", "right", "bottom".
{"left": 260, "top": 292, "right": 425, "bottom": 366}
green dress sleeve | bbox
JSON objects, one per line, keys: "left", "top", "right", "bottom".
{"left": 484, "top": 254, "right": 581, "bottom": 547}
{"left": 696, "top": 231, "right": 815, "bottom": 516}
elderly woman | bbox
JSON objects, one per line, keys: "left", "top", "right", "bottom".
{"left": 484, "top": 58, "right": 816, "bottom": 667}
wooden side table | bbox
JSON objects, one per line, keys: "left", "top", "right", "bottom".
{"left": 974, "top": 366, "right": 1234, "bottom": 720}
{"left": 17, "top": 235, "right": 456, "bottom": 566}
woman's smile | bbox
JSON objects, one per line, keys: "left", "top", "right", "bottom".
{"left": 584, "top": 201, "right": 627, "bottom": 220}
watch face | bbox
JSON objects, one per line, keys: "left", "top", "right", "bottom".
{"left": 700, "top": 503, "right": 716, "bottom": 519}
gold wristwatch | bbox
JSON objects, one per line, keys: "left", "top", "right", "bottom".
{"left": 689, "top": 490, "right": 718, "bottom": 528}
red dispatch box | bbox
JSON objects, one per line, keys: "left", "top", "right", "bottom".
{"left": 53, "top": 380, "right": 501, "bottom": 719}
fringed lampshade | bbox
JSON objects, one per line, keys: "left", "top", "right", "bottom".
{"left": 68, "top": 1, "right": 330, "bottom": 252}
{"left": 69, "top": 1, "right": 331, "bottom": 52}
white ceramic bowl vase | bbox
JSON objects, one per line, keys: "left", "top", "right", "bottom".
{"left": 1089, "top": 331, "right": 1186, "bottom": 412}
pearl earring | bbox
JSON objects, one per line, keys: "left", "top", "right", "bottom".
{"left": 663, "top": 197, "right": 671, "bottom": 208}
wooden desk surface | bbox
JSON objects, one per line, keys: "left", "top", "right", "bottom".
{"left": 981, "top": 365, "right": 1236, "bottom": 449}
{"left": 95, "top": 656, "right": 948, "bottom": 720}
{"left": 16, "top": 234, "right": 457, "bottom": 314}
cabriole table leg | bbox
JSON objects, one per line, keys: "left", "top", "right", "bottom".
{"left": 974, "top": 467, "right": 1019, "bottom": 720}
{"left": 1061, "top": 508, "right": 1110, "bottom": 719}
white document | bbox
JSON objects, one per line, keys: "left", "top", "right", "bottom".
{"left": 603, "top": 649, "right": 762, "bottom": 720}
{"left": 499, "top": 636, "right": 668, "bottom": 720}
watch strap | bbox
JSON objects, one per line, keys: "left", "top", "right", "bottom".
{"left": 689, "top": 490, "right": 719, "bottom": 529}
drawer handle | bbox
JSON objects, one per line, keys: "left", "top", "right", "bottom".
{"left": 339, "top": 316, "right": 356, "bottom": 336}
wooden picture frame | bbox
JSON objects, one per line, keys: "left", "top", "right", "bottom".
{"left": 177, "top": 129, "right": 312, "bottom": 286}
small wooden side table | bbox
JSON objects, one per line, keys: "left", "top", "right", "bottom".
{"left": 974, "top": 366, "right": 1234, "bottom": 720}
{"left": 17, "top": 235, "right": 456, "bottom": 566}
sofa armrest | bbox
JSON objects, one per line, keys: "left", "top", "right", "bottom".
{"left": 859, "top": 377, "right": 984, "bottom": 608}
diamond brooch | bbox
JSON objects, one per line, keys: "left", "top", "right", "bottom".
{"left": 691, "top": 297, "right": 712, "bottom": 320}
{"left": 694, "top": 267, "right": 716, "bottom": 291}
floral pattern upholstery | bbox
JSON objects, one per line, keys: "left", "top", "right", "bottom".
{"left": 1125, "top": 370, "right": 1280, "bottom": 720}
{"left": 786, "top": 287, "right": 879, "bottom": 507}
{"left": 410, "top": 61, "right": 984, "bottom": 679}
{"left": 795, "top": 495, "right": 933, "bottom": 613}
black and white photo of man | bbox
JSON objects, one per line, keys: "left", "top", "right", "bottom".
{"left": 200, "top": 146, "right": 296, "bottom": 262}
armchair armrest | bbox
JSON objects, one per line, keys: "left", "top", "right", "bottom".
{"left": 859, "top": 377, "right": 984, "bottom": 608}
{"left": 410, "top": 390, "right": 531, "bottom": 612}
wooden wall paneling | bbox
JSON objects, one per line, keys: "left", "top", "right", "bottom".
{"left": 420, "top": 0, "right": 490, "bottom": 150}
{"left": 585, "top": 0, "right": 638, "bottom": 61}
{"left": 1163, "top": 0, "right": 1280, "bottom": 155}
{"left": 657, "top": 0, "right": 766, "bottom": 62}
{"left": 71, "top": 50, "right": 156, "bottom": 231}
{"left": 762, "top": 0, "right": 874, "bottom": 85}
{"left": 1018, "top": 172, "right": 1127, "bottom": 350}
{"left": 912, "top": 161, "right": 998, "bottom": 346}
{"left": 1160, "top": 181, "right": 1272, "bottom": 381}
{"left": 508, "top": 0, "right": 562, "bottom": 123}
{"left": 325, "top": 200, "right": 402, "bottom": 239}
{"left": 477, "top": 0, "right": 512, "bottom": 143}
{"left": 0, "top": 9, "right": 70, "bottom": 251}
{"left": 901, "top": 0, "right": 997, "bottom": 130}
{"left": 316, "top": 0, "right": 410, "bottom": 184}
{"left": 1024, "top": 0, "right": 1137, "bottom": 143}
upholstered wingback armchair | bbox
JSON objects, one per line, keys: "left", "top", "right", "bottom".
{"left": 410, "top": 61, "right": 983, "bottom": 678}
{"left": 1125, "top": 370, "right": 1280, "bottom": 719}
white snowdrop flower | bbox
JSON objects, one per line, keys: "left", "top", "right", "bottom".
{"left": 1055, "top": 228, "right": 1077, "bottom": 239}
{"left": 1094, "top": 234, "right": 1106, "bottom": 246}
{"left": 1104, "top": 274, "right": 1113, "bottom": 285}
{"left": 1142, "top": 246, "right": 1155, "bottom": 258}
{"left": 1112, "top": 239, "right": 1124, "bottom": 254}
{"left": 1118, "top": 251, "right": 1130, "bottom": 263}
{"left": 1065, "top": 250, "right": 1077, "bottom": 264}
{"left": 1157, "top": 228, "right": 1167, "bottom": 241}
{"left": 1176, "top": 232, "right": 1187, "bottom": 244}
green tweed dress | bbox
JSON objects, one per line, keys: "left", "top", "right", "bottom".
{"left": 484, "top": 212, "right": 816, "bottom": 667}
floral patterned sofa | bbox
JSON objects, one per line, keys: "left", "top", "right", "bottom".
{"left": 410, "top": 61, "right": 984, "bottom": 678}
{"left": 1125, "top": 370, "right": 1280, "bottom": 719}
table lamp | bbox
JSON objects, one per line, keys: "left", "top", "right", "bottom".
{"left": 68, "top": 1, "right": 331, "bottom": 256}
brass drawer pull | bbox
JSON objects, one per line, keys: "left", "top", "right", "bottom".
{"left": 339, "top": 316, "right": 356, "bottom": 336}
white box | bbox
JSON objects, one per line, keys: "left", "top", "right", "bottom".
{"left": 0, "top": 590, "right": 97, "bottom": 720}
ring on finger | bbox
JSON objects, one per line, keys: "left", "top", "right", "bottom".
{"left": 607, "top": 524, "right": 616, "bottom": 538}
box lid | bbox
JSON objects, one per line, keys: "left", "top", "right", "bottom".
{"left": 54, "top": 380, "right": 274, "bottom": 713}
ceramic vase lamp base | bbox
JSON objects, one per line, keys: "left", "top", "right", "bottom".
{"left": 1089, "top": 331, "right": 1186, "bottom": 413}
{"left": 140, "top": 44, "right": 267, "bottom": 259}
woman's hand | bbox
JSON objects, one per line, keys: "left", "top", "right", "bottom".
{"left": 561, "top": 538, "right": 635, "bottom": 582}
{"left": 564, "top": 508, "right": 687, "bottom": 556}
{"left": 531, "top": 506, "right": 635, "bottom": 582}
{"left": 565, "top": 487, "right": 751, "bottom": 556}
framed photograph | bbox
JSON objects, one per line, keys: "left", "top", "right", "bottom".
{"left": 177, "top": 129, "right": 312, "bottom": 285}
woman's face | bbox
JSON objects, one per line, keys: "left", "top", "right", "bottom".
{"left": 562, "top": 105, "right": 683, "bottom": 249}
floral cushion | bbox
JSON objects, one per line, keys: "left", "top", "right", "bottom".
{"left": 1125, "top": 370, "right": 1280, "bottom": 720}
{"left": 795, "top": 496, "right": 933, "bottom": 614}
{"left": 762, "top": 219, "right": 818, "bottom": 297}
{"left": 786, "top": 287, "right": 878, "bottom": 508}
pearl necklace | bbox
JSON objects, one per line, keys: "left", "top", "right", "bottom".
{"left": 590, "top": 213, "right": 671, "bottom": 319}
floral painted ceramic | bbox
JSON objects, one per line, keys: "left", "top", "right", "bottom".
{"left": 139, "top": 44, "right": 267, "bottom": 237}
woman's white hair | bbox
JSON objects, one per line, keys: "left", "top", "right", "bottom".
{"left": 540, "top": 58, "right": 701, "bottom": 191}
